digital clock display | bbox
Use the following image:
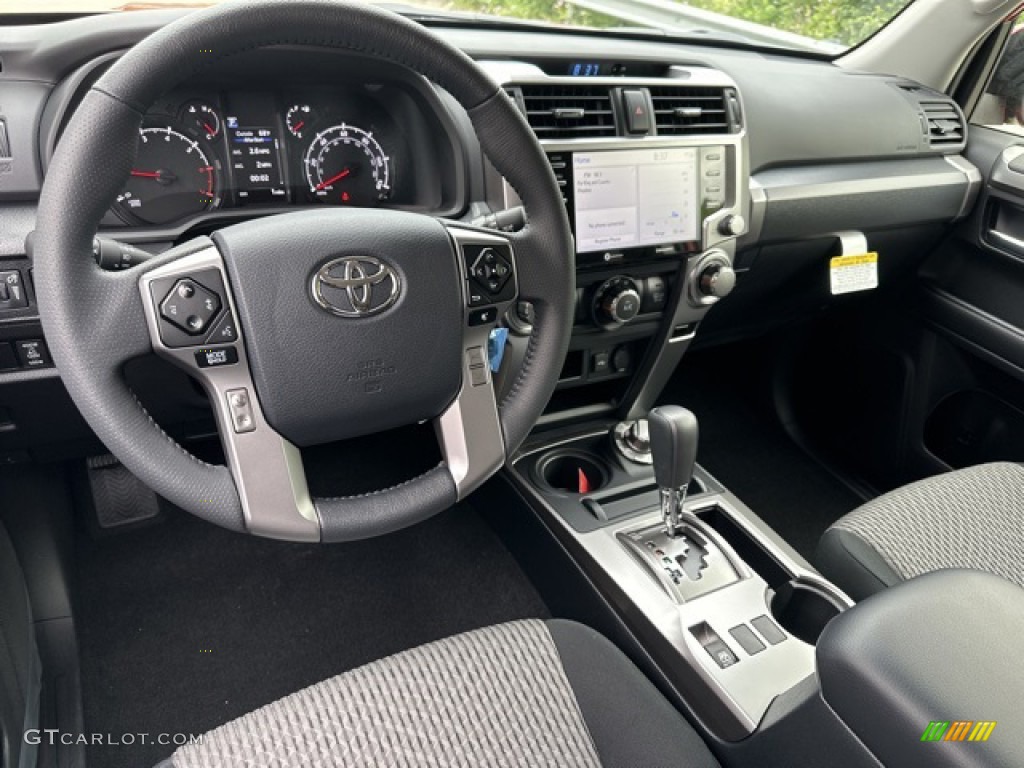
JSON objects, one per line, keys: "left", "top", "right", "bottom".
{"left": 568, "top": 62, "right": 602, "bottom": 77}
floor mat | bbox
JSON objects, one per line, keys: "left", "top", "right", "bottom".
{"left": 659, "top": 344, "right": 866, "bottom": 563}
{"left": 75, "top": 504, "right": 548, "bottom": 768}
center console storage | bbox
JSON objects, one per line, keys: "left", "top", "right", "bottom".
{"left": 816, "top": 569, "right": 1024, "bottom": 767}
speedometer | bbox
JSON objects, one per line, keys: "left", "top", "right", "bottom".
{"left": 303, "top": 124, "right": 390, "bottom": 206}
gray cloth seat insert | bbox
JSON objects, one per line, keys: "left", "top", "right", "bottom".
{"left": 817, "top": 462, "right": 1024, "bottom": 600}
{"left": 162, "top": 618, "right": 720, "bottom": 768}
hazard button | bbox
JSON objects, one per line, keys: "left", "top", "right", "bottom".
{"left": 623, "top": 89, "right": 651, "bottom": 135}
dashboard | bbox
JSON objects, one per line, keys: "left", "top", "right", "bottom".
{"left": 0, "top": 7, "right": 983, "bottom": 460}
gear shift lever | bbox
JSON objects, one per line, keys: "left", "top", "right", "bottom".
{"left": 648, "top": 406, "right": 699, "bottom": 538}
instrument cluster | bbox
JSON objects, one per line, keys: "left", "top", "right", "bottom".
{"left": 114, "top": 86, "right": 412, "bottom": 227}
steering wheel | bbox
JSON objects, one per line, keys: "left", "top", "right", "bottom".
{"left": 32, "top": 0, "right": 573, "bottom": 542}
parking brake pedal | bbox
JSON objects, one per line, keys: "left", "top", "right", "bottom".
{"left": 85, "top": 454, "right": 162, "bottom": 529}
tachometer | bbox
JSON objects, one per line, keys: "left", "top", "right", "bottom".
{"left": 303, "top": 123, "right": 390, "bottom": 206}
{"left": 115, "top": 124, "right": 220, "bottom": 225}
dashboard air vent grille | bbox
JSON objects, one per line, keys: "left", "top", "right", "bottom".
{"left": 922, "top": 101, "right": 964, "bottom": 147}
{"left": 515, "top": 84, "right": 616, "bottom": 139}
{"left": 546, "top": 152, "right": 571, "bottom": 211}
{"left": 650, "top": 86, "right": 730, "bottom": 135}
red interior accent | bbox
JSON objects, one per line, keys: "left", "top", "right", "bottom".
{"left": 577, "top": 467, "right": 591, "bottom": 494}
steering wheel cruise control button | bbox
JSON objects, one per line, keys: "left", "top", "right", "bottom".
{"left": 225, "top": 387, "right": 256, "bottom": 434}
{"left": 160, "top": 278, "right": 221, "bottom": 335}
{"left": 466, "top": 346, "right": 489, "bottom": 387}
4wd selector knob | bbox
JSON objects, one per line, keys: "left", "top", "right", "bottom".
{"left": 688, "top": 250, "right": 735, "bottom": 306}
{"left": 699, "top": 263, "right": 737, "bottom": 299}
{"left": 593, "top": 276, "right": 642, "bottom": 328}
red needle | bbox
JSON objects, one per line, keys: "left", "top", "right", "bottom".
{"left": 314, "top": 168, "right": 351, "bottom": 192}
{"left": 292, "top": 121, "right": 305, "bottom": 133}
{"left": 131, "top": 170, "right": 161, "bottom": 178}
{"left": 203, "top": 123, "right": 217, "bottom": 136}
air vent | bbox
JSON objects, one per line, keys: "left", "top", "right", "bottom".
{"left": 513, "top": 84, "right": 616, "bottom": 139}
{"left": 921, "top": 101, "right": 965, "bottom": 147}
{"left": 546, "top": 152, "right": 572, "bottom": 211}
{"left": 650, "top": 86, "right": 730, "bottom": 135}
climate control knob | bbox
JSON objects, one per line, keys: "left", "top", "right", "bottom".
{"left": 593, "top": 276, "right": 642, "bottom": 328}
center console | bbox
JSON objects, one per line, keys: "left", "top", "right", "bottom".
{"left": 477, "top": 62, "right": 748, "bottom": 423}
{"left": 474, "top": 59, "right": 851, "bottom": 743}
{"left": 508, "top": 412, "right": 851, "bottom": 742}
{"left": 479, "top": 61, "right": 874, "bottom": 758}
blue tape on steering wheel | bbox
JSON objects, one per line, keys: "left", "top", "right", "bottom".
{"left": 488, "top": 327, "right": 509, "bottom": 372}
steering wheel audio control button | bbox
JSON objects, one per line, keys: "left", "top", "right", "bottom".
{"left": 194, "top": 346, "right": 239, "bottom": 369}
{"left": 225, "top": 387, "right": 257, "bottom": 434}
{"left": 149, "top": 267, "right": 234, "bottom": 349}
{"left": 160, "top": 278, "right": 221, "bottom": 335}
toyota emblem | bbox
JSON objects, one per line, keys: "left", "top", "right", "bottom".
{"left": 311, "top": 256, "right": 401, "bottom": 317}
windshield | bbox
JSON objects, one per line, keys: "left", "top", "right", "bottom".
{"left": 0, "top": 0, "right": 910, "bottom": 55}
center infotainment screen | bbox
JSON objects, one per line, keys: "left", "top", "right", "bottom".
{"left": 573, "top": 147, "right": 699, "bottom": 254}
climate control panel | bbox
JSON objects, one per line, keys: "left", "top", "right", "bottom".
{"left": 592, "top": 276, "right": 642, "bottom": 329}
{"left": 577, "top": 269, "right": 673, "bottom": 330}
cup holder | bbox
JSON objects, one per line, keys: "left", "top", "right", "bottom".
{"left": 770, "top": 579, "right": 845, "bottom": 644}
{"left": 535, "top": 451, "right": 609, "bottom": 495}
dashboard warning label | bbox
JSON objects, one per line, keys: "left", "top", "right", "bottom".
{"left": 829, "top": 253, "right": 878, "bottom": 295}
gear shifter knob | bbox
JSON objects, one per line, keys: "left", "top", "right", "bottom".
{"left": 648, "top": 406, "right": 699, "bottom": 537}
{"left": 649, "top": 406, "right": 699, "bottom": 492}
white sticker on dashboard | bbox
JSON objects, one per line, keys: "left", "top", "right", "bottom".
{"left": 829, "top": 253, "right": 878, "bottom": 295}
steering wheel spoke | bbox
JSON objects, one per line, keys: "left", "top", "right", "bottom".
{"left": 435, "top": 224, "right": 520, "bottom": 499}
{"left": 139, "top": 240, "right": 320, "bottom": 542}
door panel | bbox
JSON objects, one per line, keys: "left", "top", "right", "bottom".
{"left": 911, "top": 125, "right": 1024, "bottom": 473}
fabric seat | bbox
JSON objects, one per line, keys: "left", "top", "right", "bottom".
{"left": 817, "top": 462, "right": 1024, "bottom": 600}
{"left": 160, "top": 619, "right": 720, "bottom": 768}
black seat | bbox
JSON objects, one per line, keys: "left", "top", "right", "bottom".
{"left": 158, "top": 619, "right": 719, "bottom": 768}
{"left": 818, "top": 462, "right": 1024, "bottom": 600}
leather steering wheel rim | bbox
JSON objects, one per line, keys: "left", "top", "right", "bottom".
{"left": 32, "top": 0, "right": 574, "bottom": 541}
